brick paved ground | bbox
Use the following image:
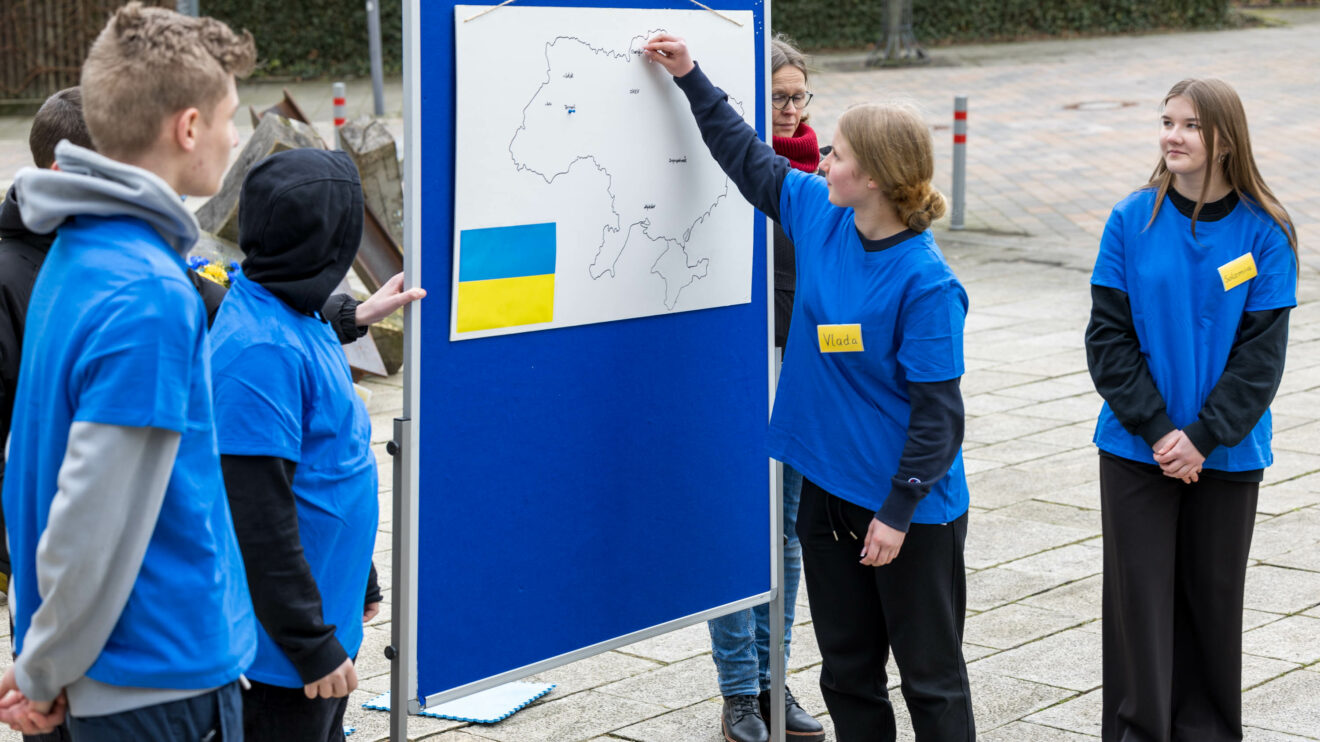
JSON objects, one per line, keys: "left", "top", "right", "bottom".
{"left": 1, "top": 7, "right": 1319, "bottom": 741}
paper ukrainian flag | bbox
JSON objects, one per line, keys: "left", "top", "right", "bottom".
{"left": 456, "top": 223, "right": 556, "bottom": 333}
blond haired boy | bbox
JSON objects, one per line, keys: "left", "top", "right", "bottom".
{"left": 0, "top": 4, "right": 259, "bottom": 739}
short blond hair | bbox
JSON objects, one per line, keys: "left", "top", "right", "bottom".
{"left": 80, "top": 2, "right": 255, "bottom": 159}
{"left": 837, "top": 103, "right": 947, "bottom": 232}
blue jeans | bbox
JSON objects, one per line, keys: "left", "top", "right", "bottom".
{"left": 707, "top": 462, "right": 804, "bottom": 697}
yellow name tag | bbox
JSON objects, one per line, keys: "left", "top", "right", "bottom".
{"left": 1218, "top": 253, "right": 1257, "bottom": 291}
{"left": 818, "top": 324, "right": 864, "bottom": 353}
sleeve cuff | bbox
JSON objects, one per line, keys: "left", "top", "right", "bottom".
{"left": 873, "top": 477, "right": 928, "bottom": 533}
{"left": 1182, "top": 420, "right": 1219, "bottom": 461}
{"left": 1136, "top": 410, "right": 1177, "bottom": 449}
{"left": 365, "top": 563, "right": 383, "bottom": 606}
{"left": 291, "top": 634, "right": 349, "bottom": 686}
{"left": 13, "top": 658, "right": 60, "bottom": 705}
{"left": 324, "top": 293, "right": 368, "bottom": 345}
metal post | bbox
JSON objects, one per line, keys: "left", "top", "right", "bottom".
{"left": 332, "top": 82, "right": 347, "bottom": 149}
{"left": 390, "top": 416, "right": 420, "bottom": 739}
{"left": 768, "top": 456, "right": 786, "bottom": 742}
{"left": 395, "top": 0, "right": 424, "bottom": 730}
{"left": 365, "top": 0, "right": 386, "bottom": 116}
{"left": 951, "top": 95, "right": 968, "bottom": 231}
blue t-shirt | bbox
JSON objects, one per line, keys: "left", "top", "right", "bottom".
{"left": 3, "top": 215, "right": 256, "bottom": 689}
{"left": 1091, "top": 189, "right": 1297, "bottom": 470}
{"left": 766, "top": 169, "right": 970, "bottom": 523}
{"left": 210, "top": 275, "right": 379, "bottom": 687}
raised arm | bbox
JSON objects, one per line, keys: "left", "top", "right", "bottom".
{"left": 643, "top": 34, "right": 789, "bottom": 221}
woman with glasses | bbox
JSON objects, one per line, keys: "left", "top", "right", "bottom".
{"left": 645, "top": 31, "right": 974, "bottom": 742}
{"left": 703, "top": 34, "right": 827, "bottom": 742}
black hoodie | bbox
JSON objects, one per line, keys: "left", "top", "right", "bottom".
{"left": 0, "top": 186, "right": 51, "bottom": 465}
{"left": 0, "top": 185, "right": 55, "bottom": 583}
{"left": 239, "top": 148, "right": 364, "bottom": 316}
{"left": 222, "top": 149, "right": 380, "bottom": 685}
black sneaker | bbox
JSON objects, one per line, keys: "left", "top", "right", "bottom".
{"left": 722, "top": 694, "right": 769, "bottom": 742}
{"left": 759, "top": 686, "right": 825, "bottom": 741}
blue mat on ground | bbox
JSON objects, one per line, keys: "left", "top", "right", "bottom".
{"left": 363, "top": 682, "right": 555, "bottom": 724}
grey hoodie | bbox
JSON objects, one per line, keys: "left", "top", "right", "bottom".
{"left": 9, "top": 142, "right": 218, "bottom": 716}
{"left": 14, "top": 140, "right": 198, "bottom": 256}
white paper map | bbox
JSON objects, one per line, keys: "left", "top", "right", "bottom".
{"left": 451, "top": 6, "right": 756, "bottom": 340}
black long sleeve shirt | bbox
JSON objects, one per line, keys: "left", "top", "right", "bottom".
{"left": 222, "top": 455, "right": 380, "bottom": 682}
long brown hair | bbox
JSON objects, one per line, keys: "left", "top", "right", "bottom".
{"left": 1145, "top": 78, "right": 1297, "bottom": 258}
{"left": 837, "top": 103, "right": 947, "bottom": 232}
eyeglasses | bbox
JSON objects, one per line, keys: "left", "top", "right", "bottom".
{"left": 771, "top": 92, "right": 814, "bottom": 111}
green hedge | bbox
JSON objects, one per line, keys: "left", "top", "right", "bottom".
{"left": 198, "top": 0, "right": 1232, "bottom": 78}
{"left": 773, "top": 0, "right": 1236, "bottom": 50}
{"left": 201, "top": 0, "right": 403, "bottom": 79}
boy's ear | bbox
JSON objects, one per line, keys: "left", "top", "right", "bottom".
{"left": 172, "top": 107, "right": 202, "bottom": 153}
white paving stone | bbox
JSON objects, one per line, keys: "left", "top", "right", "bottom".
{"left": 1242, "top": 670, "right": 1320, "bottom": 738}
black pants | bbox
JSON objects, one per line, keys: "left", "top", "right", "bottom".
{"left": 67, "top": 682, "right": 241, "bottom": 741}
{"left": 1099, "top": 454, "right": 1257, "bottom": 742}
{"left": 242, "top": 679, "right": 348, "bottom": 742}
{"left": 796, "top": 478, "right": 974, "bottom": 742}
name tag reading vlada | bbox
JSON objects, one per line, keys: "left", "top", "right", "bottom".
{"left": 818, "top": 324, "right": 864, "bottom": 353}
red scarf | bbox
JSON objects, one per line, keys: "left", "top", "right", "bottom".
{"left": 773, "top": 123, "right": 820, "bottom": 173}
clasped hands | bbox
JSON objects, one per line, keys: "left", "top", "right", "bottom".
{"left": 1153, "top": 429, "right": 1205, "bottom": 483}
{"left": 0, "top": 668, "right": 66, "bottom": 735}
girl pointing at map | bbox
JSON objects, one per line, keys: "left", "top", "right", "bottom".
{"left": 643, "top": 33, "right": 975, "bottom": 742}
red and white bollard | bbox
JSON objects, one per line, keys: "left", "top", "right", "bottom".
{"left": 951, "top": 95, "right": 968, "bottom": 231}
{"left": 333, "top": 81, "right": 347, "bottom": 148}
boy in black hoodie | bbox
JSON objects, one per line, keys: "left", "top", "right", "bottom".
{"left": 0, "top": 88, "right": 94, "bottom": 600}
{"left": 211, "top": 148, "right": 394, "bottom": 741}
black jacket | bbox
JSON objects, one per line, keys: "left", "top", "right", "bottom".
{"left": 0, "top": 186, "right": 53, "bottom": 483}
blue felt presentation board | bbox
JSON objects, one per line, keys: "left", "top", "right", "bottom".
{"left": 416, "top": 0, "right": 769, "bottom": 702}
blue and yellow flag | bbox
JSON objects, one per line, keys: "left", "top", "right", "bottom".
{"left": 456, "top": 223, "right": 556, "bottom": 333}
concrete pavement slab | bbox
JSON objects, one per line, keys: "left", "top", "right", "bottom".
{"left": 1241, "top": 653, "right": 1302, "bottom": 692}
{"left": 969, "top": 628, "right": 1102, "bottom": 691}
{"left": 980, "top": 720, "right": 1098, "bottom": 741}
{"left": 1250, "top": 507, "right": 1320, "bottom": 560}
{"left": 964, "top": 512, "right": 1095, "bottom": 569}
{"left": 1024, "top": 688, "right": 1103, "bottom": 737}
{"left": 963, "top": 603, "right": 1089, "bottom": 650}
{"left": 1242, "top": 565, "right": 1320, "bottom": 615}
{"left": 991, "top": 500, "right": 1101, "bottom": 532}
{"left": 1241, "top": 670, "right": 1320, "bottom": 738}
{"left": 1019, "top": 574, "right": 1103, "bottom": 621}
{"left": 966, "top": 671, "right": 1077, "bottom": 734}
{"left": 1242, "top": 615, "right": 1320, "bottom": 665}
{"left": 596, "top": 656, "right": 720, "bottom": 711}
{"left": 967, "top": 565, "right": 1071, "bottom": 612}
